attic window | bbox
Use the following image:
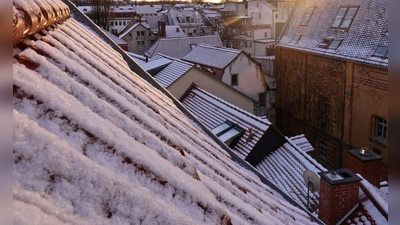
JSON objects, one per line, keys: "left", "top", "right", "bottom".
{"left": 212, "top": 121, "right": 245, "bottom": 148}
{"left": 300, "top": 6, "right": 316, "bottom": 26}
{"left": 318, "top": 37, "right": 342, "bottom": 49}
{"left": 331, "top": 6, "right": 359, "bottom": 29}
{"left": 190, "top": 44, "right": 197, "bottom": 50}
{"left": 372, "top": 45, "right": 388, "bottom": 58}
{"left": 291, "top": 35, "right": 302, "bottom": 44}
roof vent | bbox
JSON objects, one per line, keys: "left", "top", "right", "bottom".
{"left": 247, "top": 128, "right": 253, "bottom": 142}
{"left": 359, "top": 147, "right": 371, "bottom": 156}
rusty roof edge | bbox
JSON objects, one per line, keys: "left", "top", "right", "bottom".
{"left": 63, "top": 0, "right": 324, "bottom": 223}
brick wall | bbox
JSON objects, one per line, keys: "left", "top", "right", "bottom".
{"left": 347, "top": 153, "right": 381, "bottom": 187}
{"left": 318, "top": 176, "right": 360, "bottom": 225}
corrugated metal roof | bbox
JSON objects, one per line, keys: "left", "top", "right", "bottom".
{"left": 153, "top": 55, "right": 194, "bottom": 88}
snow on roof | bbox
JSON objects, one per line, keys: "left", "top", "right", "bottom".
{"left": 110, "top": 5, "right": 135, "bottom": 13}
{"left": 13, "top": 0, "right": 317, "bottom": 224}
{"left": 182, "top": 44, "right": 241, "bottom": 69}
{"left": 145, "top": 35, "right": 223, "bottom": 59}
{"left": 119, "top": 22, "right": 150, "bottom": 39}
{"left": 125, "top": 51, "right": 147, "bottom": 65}
{"left": 288, "top": 134, "right": 314, "bottom": 153}
{"left": 180, "top": 85, "right": 271, "bottom": 159}
{"left": 153, "top": 54, "right": 194, "bottom": 88}
{"left": 135, "top": 5, "right": 159, "bottom": 14}
{"left": 180, "top": 85, "right": 327, "bottom": 213}
{"left": 278, "top": 0, "right": 388, "bottom": 67}
{"left": 101, "top": 28, "right": 127, "bottom": 45}
{"left": 165, "top": 25, "right": 186, "bottom": 38}
{"left": 140, "top": 57, "right": 172, "bottom": 71}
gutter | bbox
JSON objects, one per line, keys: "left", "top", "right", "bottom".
{"left": 63, "top": 1, "right": 323, "bottom": 223}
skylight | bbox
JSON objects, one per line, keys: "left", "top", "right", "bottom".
{"left": 372, "top": 45, "right": 388, "bottom": 58}
{"left": 331, "top": 6, "right": 358, "bottom": 29}
{"left": 300, "top": 6, "right": 316, "bottom": 26}
{"left": 291, "top": 35, "right": 302, "bottom": 44}
{"left": 318, "top": 37, "right": 342, "bottom": 50}
{"left": 211, "top": 121, "right": 245, "bottom": 148}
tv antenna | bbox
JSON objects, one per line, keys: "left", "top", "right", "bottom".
{"left": 303, "top": 170, "right": 320, "bottom": 210}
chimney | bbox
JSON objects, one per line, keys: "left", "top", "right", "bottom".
{"left": 347, "top": 148, "right": 382, "bottom": 187}
{"left": 158, "top": 21, "right": 166, "bottom": 38}
{"left": 318, "top": 168, "right": 362, "bottom": 225}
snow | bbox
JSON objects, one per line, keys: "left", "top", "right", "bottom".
{"left": 13, "top": 1, "right": 317, "bottom": 223}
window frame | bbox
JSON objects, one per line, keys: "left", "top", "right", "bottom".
{"left": 211, "top": 121, "right": 245, "bottom": 148}
{"left": 375, "top": 116, "right": 387, "bottom": 140}
{"left": 372, "top": 45, "right": 388, "bottom": 58}
{"left": 331, "top": 6, "right": 359, "bottom": 29}
{"left": 300, "top": 6, "right": 316, "bottom": 26}
{"left": 231, "top": 74, "right": 238, "bottom": 86}
{"left": 319, "top": 141, "right": 327, "bottom": 157}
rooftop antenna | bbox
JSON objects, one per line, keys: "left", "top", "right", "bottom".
{"left": 302, "top": 170, "right": 320, "bottom": 210}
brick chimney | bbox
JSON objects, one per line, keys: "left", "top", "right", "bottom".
{"left": 347, "top": 148, "right": 382, "bottom": 187}
{"left": 318, "top": 168, "right": 362, "bottom": 225}
{"left": 158, "top": 21, "right": 166, "bottom": 38}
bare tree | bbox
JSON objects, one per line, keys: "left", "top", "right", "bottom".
{"left": 90, "top": 0, "right": 112, "bottom": 30}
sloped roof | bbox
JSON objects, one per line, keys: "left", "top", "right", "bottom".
{"left": 101, "top": 28, "right": 127, "bottom": 45}
{"left": 140, "top": 57, "right": 173, "bottom": 72}
{"left": 288, "top": 134, "right": 314, "bottom": 153}
{"left": 152, "top": 54, "right": 194, "bottom": 88}
{"left": 180, "top": 85, "right": 326, "bottom": 212}
{"left": 165, "top": 25, "right": 187, "bottom": 37}
{"left": 135, "top": 5, "right": 159, "bottom": 14}
{"left": 182, "top": 44, "right": 242, "bottom": 69}
{"left": 119, "top": 22, "right": 151, "bottom": 39}
{"left": 278, "top": 0, "right": 388, "bottom": 67}
{"left": 145, "top": 35, "right": 223, "bottom": 59}
{"left": 13, "top": 0, "right": 317, "bottom": 224}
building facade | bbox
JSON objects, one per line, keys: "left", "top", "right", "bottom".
{"left": 275, "top": 0, "right": 388, "bottom": 180}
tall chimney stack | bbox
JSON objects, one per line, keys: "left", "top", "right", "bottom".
{"left": 318, "top": 168, "right": 362, "bottom": 225}
{"left": 158, "top": 20, "right": 166, "bottom": 38}
{"left": 347, "top": 148, "right": 382, "bottom": 187}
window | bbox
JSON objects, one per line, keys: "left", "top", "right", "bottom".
{"left": 211, "top": 121, "right": 245, "bottom": 148}
{"left": 320, "top": 141, "right": 327, "bottom": 157}
{"left": 181, "top": 18, "right": 186, "bottom": 23}
{"left": 141, "top": 31, "right": 145, "bottom": 36}
{"left": 123, "top": 21, "right": 126, "bottom": 25}
{"left": 301, "top": 6, "right": 316, "bottom": 25}
{"left": 141, "top": 41, "right": 145, "bottom": 46}
{"left": 318, "top": 37, "right": 343, "bottom": 49}
{"left": 265, "top": 32, "right": 268, "bottom": 37}
{"left": 193, "top": 29, "right": 196, "bottom": 34}
{"left": 111, "top": 22, "right": 114, "bottom": 26}
{"left": 137, "top": 31, "right": 140, "bottom": 36}
{"left": 331, "top": 6, "right": 358, "bottom": 29}
{"left": 320, "top": 96, "right": 330, "bottom": 115}
{"left": 136, "top": 41, "right": 141, "bottom": 45}
{"left": 375, "top": 117, "right": 387, "bottom": 140}
{"left": 119, "top": 21, "right": 122, "bottom": 26}
{"left": 291, "top": 35, "right": 302, "bottom": 44}
{"left": 372, "top": 45, "right": 388, "bottom": 58}
{"left": 249, "top": 43, "right": 252, "bottom": 48}
{"left": 231, "top": 74, "right": 238, "bottom": 86}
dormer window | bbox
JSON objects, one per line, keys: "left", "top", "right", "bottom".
{"left": 331, "top": 6, "right": 358, "bottom": 29}
{"left": 372, "top": 45, "right": 388, "bottom": 58}
{"left": 300, "top": 6, "right": 316, "bottom": 26}
{"left": 212, "top": 121, "right": 245, "bottom": 148}
{"left": 328, "top": 39, "right": 343, "bottom": 50}
{"left": 291, "top": 35, "right": 302, "bottom": 44}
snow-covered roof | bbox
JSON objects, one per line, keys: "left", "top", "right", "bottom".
{"left": 278, "top": 0, "right": 388, "bottom": 67}
{"left": 101, "top": 28, "right": 127, "bottom": 45}
{"left": 180, "top": 85, "right": 326, "bottom": 212}
{"left": 169, "top": 9, "right": 204, "bottom": 25}
{"left": 125, "top": 51, "right": 147, "bottom": 65}
{"left": 145, "top": 35, "right": 223, "bottom": 59}
{"left": 140, "top": 57, "right": 172, "bottom": 71}
{"left": 135, "top": 5, "right": 159, "bottom": 15}
{"left": 13, "top": 0, "right": 318, "bottom": 224}
{"left": 288, "top": 134, "right": 314, "bottom": 153}
{"left": 118, "top": 22, "right": 151, "bottom": 39}
{"left": 165, "top": 25, "right": 186, "bottom": 38}
{"left": 110, "top": 5, "right": 136, "bottom": 13}
{"left": 152, "top": 54, "right": 194, "bottom": 88}
{"left": 182, "top": 44, "right": 241, "bottom": 69}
